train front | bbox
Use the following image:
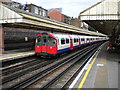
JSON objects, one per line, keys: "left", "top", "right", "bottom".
{"left": 35, "top": 33, "right": 57, "bottom": 57}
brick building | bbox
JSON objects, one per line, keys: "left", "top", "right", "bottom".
{"left": 48, "top": 8, "right": 62, "bottom": 21}
{"left": 48, "top": 8, "right": 83, "bottom": 28}
{"left": 48, "top": 8, "right": 71, "bottom": 24}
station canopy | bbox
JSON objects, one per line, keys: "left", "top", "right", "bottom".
{"left": 80, "top": 0, "right": 120, "bottom": 35}
{"left": 0, "top": 2, "right": 106, "bottom": 36}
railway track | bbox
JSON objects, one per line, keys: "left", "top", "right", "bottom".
{"left": 2, "top": 59, "right": 50, "bottom": 84}
{"left": 1, "top": 42, "right": 104, "bottom": 89}
{"left": 26, "top": 43, "right": 100, "bottom": 89}
{"left": 1, "top": 44, "right": 80, "bottom": 88}
{"left": 48, "top": 49, "right": 97, "bottom": 89}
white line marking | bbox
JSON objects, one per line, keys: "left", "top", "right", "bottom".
{"left": 97, "top": 64, "right": 104, "bottom": 67}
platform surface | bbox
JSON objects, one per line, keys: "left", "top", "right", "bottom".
{"left": 0, "top": 50, "right": 35, "bottom": 62}
{"left": 81, "top": 43, "right": 119, "bottom": 88}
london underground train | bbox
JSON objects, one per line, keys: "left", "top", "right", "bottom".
{"left": 35, "top": 32, "right": 106, "bottom": 57}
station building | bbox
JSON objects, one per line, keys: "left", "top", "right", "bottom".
{"left": 0, "top": 1, "right": 106, "bottom": 54}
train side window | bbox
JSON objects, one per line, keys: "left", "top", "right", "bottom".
{"left": 66, "top": 38, "right": 69, "bottom": 44}
{"left": 76, "top": 39, "right": 78, "bottom": 42}
{"left": 61, "top": 39, "right": 65, "bottom": 44}
{"left": 81, "top": 38, "right": 84, "bottom": 41}
{"left": 73, "top": 38, "right": 75, "bottom": 43}
{"left": 74, "top": 38, "right": 77, "bottom": 43}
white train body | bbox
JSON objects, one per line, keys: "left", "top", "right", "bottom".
{"left": 35, "top": 33, "right": 107, "bottom": 56}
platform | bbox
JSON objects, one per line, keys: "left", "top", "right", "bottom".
{"left": 0, "top": 51, "right": 35, "bottom": 62}
{"left": 70, "top": 42, "right": 119, "bottom": 89}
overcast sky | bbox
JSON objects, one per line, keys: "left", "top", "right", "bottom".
{"left": 13, "top": 0, "right": 101, "bottom": 18}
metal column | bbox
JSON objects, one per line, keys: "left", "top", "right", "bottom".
{"left": 0, "top": 24, "right": 4, "bottom": 54}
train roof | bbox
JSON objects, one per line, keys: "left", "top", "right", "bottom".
{"left": 36, "top": 32, "right": 104, "bottom": 39}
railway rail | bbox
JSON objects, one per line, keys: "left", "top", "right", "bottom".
{"left": 2, "top": 45, "right": 80, "bottom": 88}
{"left": 26, "top": 43, "right": 101, "bottom": 89}
{"left": 1, "top": 42, "right": 105, "bottom": 89}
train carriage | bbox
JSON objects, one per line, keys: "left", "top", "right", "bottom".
{"left": 35, "top": 32, "right": 106, "bottom": 57}
{"left": 55, "top": 34, "right": 71, "bottom": 53}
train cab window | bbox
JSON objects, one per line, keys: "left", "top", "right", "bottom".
{"left": 36, "top": 36, "right": 56, "bottom": 46}
{"left": 43, "top": 37, "right": 47, "bottom": 43}
{"left": 36, "top": 36, "right": 41, "bottom": 45}
{"left": 36, "top": 36, "right": 47, "bottom": 46}
{"left": 61, "top": 39, "right": 65, "bottom": 44}
{"left": 48, "top": 36, "right": 56, "bottom": 46}
{"left": 66, "top": 38, "right": 69, "bottom": 44}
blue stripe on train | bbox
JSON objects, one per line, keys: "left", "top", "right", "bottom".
{"left": 58, "top": 47, "right": 70, "bottom": 53}
{"left": 80, "top": 44, "right": 84, "bottom": 46}
{"left": 58, "top": 43, "right": 95, "bottom": 53}
{"left": 73, "top": 45, "right": 79, "bottom": 48}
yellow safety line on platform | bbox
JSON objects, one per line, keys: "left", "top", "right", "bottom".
{"left": 77, "top": 53, "right": 99, "bottom": 90}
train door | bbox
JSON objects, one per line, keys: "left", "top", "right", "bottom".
{"left": 70, "top": 39, "right": 73, "bottom": 50}
{"left": 35, "top": 36, "right": 41, "bottom": 53}
{"left": 47, "top": 36, "right": 57, "bottom": 54}
{"left": 41, "top": 36, "right": 48, "bottom": 53}
{"left": 35, "top": 36, "right": 48, "bottom": 53}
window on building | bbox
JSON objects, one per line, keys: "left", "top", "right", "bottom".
{"left": 42, "top": 10, "right": 46, "bottom": 16}
{"left": 34, "top": 6, "right": 38, "bottom": 14}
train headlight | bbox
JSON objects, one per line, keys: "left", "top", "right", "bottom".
{"left": 50, "top": 47, "right": 52, "bottom": 49}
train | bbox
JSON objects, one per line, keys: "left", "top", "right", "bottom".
{"left": 35, "top": 32, "right": 107, "bottom": 57}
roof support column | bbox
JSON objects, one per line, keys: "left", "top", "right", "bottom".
{"left": 0, "top": 24, "right": 4, "bottom": 54}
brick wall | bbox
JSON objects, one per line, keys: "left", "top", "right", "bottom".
{"left": 48, "top": 8, "right": 62, "bottom": 21}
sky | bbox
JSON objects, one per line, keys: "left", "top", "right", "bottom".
{"left": 13, "top": 0, "right": 101, "bottom": 18}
